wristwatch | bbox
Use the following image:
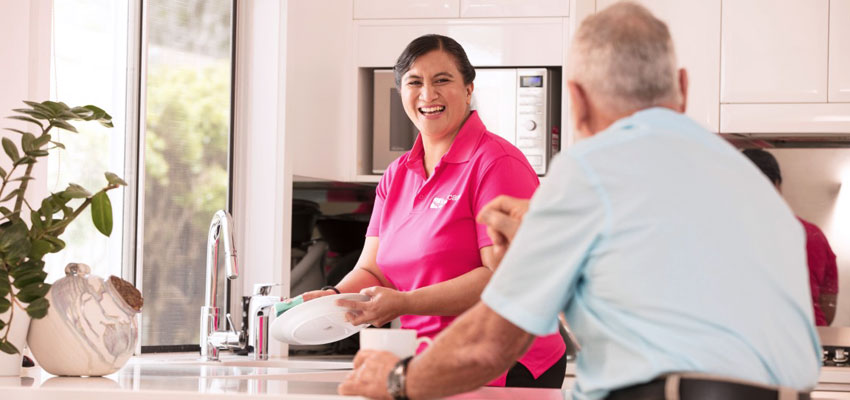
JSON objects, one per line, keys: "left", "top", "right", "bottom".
{"left": 387, "top": 356, "right": 413, "bottom": 400}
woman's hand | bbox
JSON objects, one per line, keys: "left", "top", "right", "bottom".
{"left": 337, "top": 286, "right": 408, "bottom": 327}
{"left": 300, "top": 288, "right": 338, "bottom": 302}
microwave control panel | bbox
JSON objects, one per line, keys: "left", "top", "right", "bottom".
{"left": 516, "top": 68, "right": 549, "bottom": 175}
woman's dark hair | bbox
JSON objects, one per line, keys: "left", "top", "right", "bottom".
{"left": 393, "top": 34, "right": 476, "bottom": 89}
{"left": 742, "top": 148, "right": 782, "bottom": 186}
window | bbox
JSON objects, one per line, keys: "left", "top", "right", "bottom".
{"left": 49, "top": 0, "right": 236, "bottom": 351}
{"left": 140, "top": 0, "right": 235, "bottom": 349}
{"left": 47, "top": 0, "right": 131, "bottom": 283}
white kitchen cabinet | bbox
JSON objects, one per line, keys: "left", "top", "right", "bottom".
{"left": 460, "top": 0, "right": 569, "bottom": 18}
{"left": 720, "top": 103, "right": 850, "bottom": 134}
{"left": 595, "top": 0, "right": 720, "bottom": 132}
{"left": 830, "top": 0, "right": 850, "bottom": 102}
{"left": 354, "top": 0, "right": 460, "bottom": 19}
{"left": 285, "top": 0, "right": 355, "bottom": 182}
{"left": 721, "top": 0, "right": 829, "bottom": 103}
{"left": 355, "top": 18, "right": 565, "bottom": 67}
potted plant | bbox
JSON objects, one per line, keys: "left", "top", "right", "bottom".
{"left": 0, "top": 100, "right": 126, "bottom": 369}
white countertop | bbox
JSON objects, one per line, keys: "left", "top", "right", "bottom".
{"left": 0, "top": 353, "right": 568, "bottom": 400}
{"left": 4, "top": 352, "right": 850, "bottom": 399}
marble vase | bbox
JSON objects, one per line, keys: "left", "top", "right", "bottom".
{"left": 27, "top": 263, "right": 143, "bottom": 376}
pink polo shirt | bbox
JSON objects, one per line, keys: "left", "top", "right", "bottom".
{"left": 366, "top": 111, "right": 566, "bottom": 386}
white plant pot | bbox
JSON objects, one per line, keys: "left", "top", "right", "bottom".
{"left": 0, "top": 302, "right": 31, "bottom": 376}
{"left": 28, "top": 263, "right": 140, "bottom": 377}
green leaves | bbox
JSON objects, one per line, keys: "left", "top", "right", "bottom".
{"left": 26, "top": 297, "right": 49, "bottom": 319}
{"left": 0, "top": 269, "right": 10, "bottom": 314}
{"left": 0, "top": 219, "right": 31, "bottom": 264}
{"left": 7, "top": 115, "right": 43, "bottom": 130}
{"left": 31, "top": 134, "right": 51, "bottom": 149}
{"left": 27, "top": 239, "right": 51, "bottom": 260}
{"left": 91, "top": 191, "right": 113, "bottom": 236}
{"left": 0, "top": 189, "right": 19, "bottom": 203}
{"left": 0, "top": 219, "right": 28, "bottom": 254}
{"left": 105, "top": 172, "right": 128, "bottom": 186}
{"left": 11, "top": 259, "right": 47, "bottom": 289}
{"left": 17, "top": 283, "right": 49, "bottom": 304}
{"left": 77, "top": 105, "right": 113, "bottom": 128}
{"left": 50, "top": 119, "right": 78, "bottom": 133}
{"left": 62, "top": 183, "right": 92, "bottom": 199}
{"left": 2, "top": 137, "right": 20, "bottom": 163}
{"left": 0, "top": 339, "right": 18, "bottom": 355}
{"left": 0, "top": 100, "right": 118, "bottom": 351}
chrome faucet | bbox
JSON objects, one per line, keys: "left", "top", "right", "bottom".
{"left": 248, "top": 283, "right": 282, "bottom": 360}
{"left": 200, "top": 210, "right": 244, "bottom": 361}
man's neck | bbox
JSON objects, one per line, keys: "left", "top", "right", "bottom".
{"left": 587, "top": 104, "right": 681, "bottom": 136}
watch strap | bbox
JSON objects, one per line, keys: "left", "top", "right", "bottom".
{"left": 387, "top": 356, "right": 413, "bottom": 400}
{"left": 320, "top": 285, "right": 341, "bottom": 294}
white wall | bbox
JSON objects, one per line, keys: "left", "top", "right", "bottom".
{"left": 232, "top": 0, "right": 290, "bottom": 300}
{"left": 771, "top": 149, "right": 850, "bottom": 327}
{"left": 0, "top": 0, "right": 51, "bottom": 208}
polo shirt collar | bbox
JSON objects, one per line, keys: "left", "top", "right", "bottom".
{"left": 405, "top": 111, "right": 486, "bottom": 170}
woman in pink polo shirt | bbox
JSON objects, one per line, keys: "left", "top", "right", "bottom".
{"left": 302, "top": 34, "right": 565, "bottom": 388}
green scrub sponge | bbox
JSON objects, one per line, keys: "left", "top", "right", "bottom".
{"left": 274, "top": 295, "right": 303, "bottom": 317}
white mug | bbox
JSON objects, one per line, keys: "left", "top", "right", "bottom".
{"left": 359, "top": 328, "right": 433, "bottom": 358}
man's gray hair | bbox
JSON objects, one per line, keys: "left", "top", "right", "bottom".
{"left": 568, "top": 2, "right": 680, "bottom": 114}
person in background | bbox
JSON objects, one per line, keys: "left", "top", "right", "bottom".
{"left": 743, "top": 148, "right": 839, "bottom": 326}
{"left": 338, "top": 3, "right": 821, "bottom": 399}
{"left": 297, "top": 34, "right": 567, "bottom": 388}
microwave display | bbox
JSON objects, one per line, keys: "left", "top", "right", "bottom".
{"left": 520, "top": 75, "right": 543, "bottom": 87}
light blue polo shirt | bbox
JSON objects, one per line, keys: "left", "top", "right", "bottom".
{"left": 481, "top": 107, "right": 822, "bottom": 399}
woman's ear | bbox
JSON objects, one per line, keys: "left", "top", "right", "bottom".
{"left": 466, "top": 82, "right": 474, "bottom": 105}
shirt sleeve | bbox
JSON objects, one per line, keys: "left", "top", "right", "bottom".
{"left": 481, "top": 153, "right": 609, "bottom": 336}
{"left": 472, "top": 156, "right": 539, "bottom": 249}
{"left": 366, "top": 162, "right": 394, "bottom": 237}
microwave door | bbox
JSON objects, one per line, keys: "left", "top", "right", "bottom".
{"left": 471, "top": 69, "right": 517, "bottom": 144}
{"left": 389, "top": 87, "right": 418, "bottom": 151}
{"left": 373, "top": 70, "right": 418, "bottom": 174}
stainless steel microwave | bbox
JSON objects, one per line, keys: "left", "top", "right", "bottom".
{"left": 372, "top": 68, "right": 561, "bottom": 175}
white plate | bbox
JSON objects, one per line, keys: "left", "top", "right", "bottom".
{"left": 270, "top": 293, "right": 370, "bottom": 345}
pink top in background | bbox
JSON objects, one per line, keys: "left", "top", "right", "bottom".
{"left": 798, "top": 217, "right": 838, "bottom": 326}
{"left": 366, "top": 112, "right": 566, "bottom": 386}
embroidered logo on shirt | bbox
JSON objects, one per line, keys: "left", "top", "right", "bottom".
{"left": 430, "top": 194, "right": 461, "bottom": 209}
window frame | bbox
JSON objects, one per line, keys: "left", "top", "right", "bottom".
{"left": 131, "top": 0, "right": 239, "bottom": 354}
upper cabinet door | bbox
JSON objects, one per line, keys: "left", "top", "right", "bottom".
{"left": 354, "top": 0, "right": 460, "bottom": 19}
{"left": 460, "top": 0, "right": 569, "bottom": 18}
{"left": 596, "top": 0, "right": 721, "bottom": 132}
{"left": 721, "top": 0, "right": 829, "bottom": 103}
{"left": 830, "top": 0, "right": 850, "bottom": 102}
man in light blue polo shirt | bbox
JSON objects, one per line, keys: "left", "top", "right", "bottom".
{"left": 339, "top": 3, "right": 821, "bottom": 399}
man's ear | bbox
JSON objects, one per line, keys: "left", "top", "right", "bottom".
{"left": 466, "top": 82, "right": 474, "bottom": 105}
{"left": 678, "top": 68, "right": 689, "bottom": 113}
{"left": 567, "top": 80, "right": 590, "bottom": 139}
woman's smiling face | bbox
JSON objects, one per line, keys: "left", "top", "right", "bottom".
{"left": 400, "top": 50, "right": 473, "bottom": 142}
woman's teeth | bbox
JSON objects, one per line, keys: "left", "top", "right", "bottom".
{"left": 419, "top": 106, "right": 445, "bottom": 115}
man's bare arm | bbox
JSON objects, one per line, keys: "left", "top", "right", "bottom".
{"left": 404, "top": 302, "right": 535, "bottom": 399}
